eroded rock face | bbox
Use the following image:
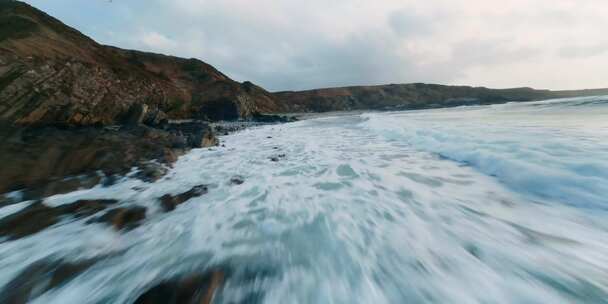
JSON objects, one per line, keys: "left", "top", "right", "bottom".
{"left": 159, "top": 185, "right": 208, "bottom": 212}
{"left": 134, "top": 270, "right": 225, "bottom": 304}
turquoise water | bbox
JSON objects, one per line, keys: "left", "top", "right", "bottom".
{"left": 1, "top": 96, "right": 607, "bottom": 303}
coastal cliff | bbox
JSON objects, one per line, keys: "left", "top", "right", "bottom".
{"left": 0, "top": 0, "right": 278, "bottom": 196}
{"left": 0, "top": 1, "right": 284, "bottom": 126}
{"left": 275, "top": 83, "right": 608, "bottom": 113}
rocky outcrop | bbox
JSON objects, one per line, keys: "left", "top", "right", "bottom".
{"left": 0, "top": 199, "right": 118, "bottom": 240}
{"left": 88, "top": 206, "right": 147, "bottom": 230}
{"left": 159, "top": 185, "right": 209, "bottom": 212}
{"left": 134, "top": 271, "right": 225, "bottom": 304}
{"left": 275, "top": 83, "right": 608, "bottom": 113}
{"left": 0, "top": 122, "right": 216, "bottom": 196}
{"left": 0, "top": 258, "right": 100, "bottom": 303}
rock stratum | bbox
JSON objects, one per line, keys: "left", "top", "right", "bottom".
{"left": 0, "top": 1, "right": 284, "bottom": 126}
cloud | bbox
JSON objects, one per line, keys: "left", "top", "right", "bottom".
{"left": 140, "top": 32, "right": 177, "bottom": 51}
{"left": 23, "top": 0, "right": 608, "bottom": 90}
{"left": 559, "top": 43, "right": 608, "bottom": 59}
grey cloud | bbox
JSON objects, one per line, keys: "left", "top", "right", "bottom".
{"left": 558, "top": 43, "right": 608, "bottom": 59}
{"left": 388, "top": 9, "right": 435, "bottom": 38}
{"left": 23, "top": 0, "right": 608, "bottom": 91}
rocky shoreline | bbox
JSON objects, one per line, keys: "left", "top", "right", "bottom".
{"left": 0, "top": 112, "right": 296, "bottom": 205}
{"left": 0, "top": 114, "right": 300, "bottom": 303}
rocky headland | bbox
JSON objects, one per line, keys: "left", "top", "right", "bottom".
{"left": 0, "top": 0, "right": 291, "bottom": 200}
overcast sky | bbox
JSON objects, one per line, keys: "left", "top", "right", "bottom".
{"left": 24, "top": 0, "right": 608, "bottom": 92}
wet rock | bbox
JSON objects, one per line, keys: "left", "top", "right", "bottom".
{"left": 229, "top": 176, "right": 245, "bottom": 185}
{"left": 0, "top": 259, "right": 98, "bottom": 304}
{"left": 20, "top": 174, "right": 102, "bottom": 202}
{"left": 57, "top": 199, "right": 119, "bottom": 219}
{"left": 159, "top": 185, "right": 208, "bottom": 212}
{"left": 164, "top": 122, "right": 218, "bottom": 149}
{"left": 252, "top": 113, "right": 297, "bottom": 123}
{"left": 0, "top": 202, "right": 60, "bottom": 240}
{"left": 0, "top": 125, "right": 203, "bottom": 195}
{"left": 0, "top": 199, "right": 119, "bottom": 240}
{"left": 134, "top": 270, "right": 225, "bottom": 304}
{"left": 269, "top": 154, "right": 286, "bottom": 162}
{"left": 134, "top": 162, "right": 168, "bottom": 183}
{"left": 89, "top": 206, "right": 147, "bottom": 230}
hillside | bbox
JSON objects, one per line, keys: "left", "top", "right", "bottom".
{"left": 0, "top": 0, "right": 284, "bottom": 126}
{"left": 275, "top": 84, "right": 608, "bottom": 113}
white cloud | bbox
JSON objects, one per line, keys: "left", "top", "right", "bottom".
{"left": 24, "top": 0, "right": 608, "bottom": 90}
{"left": 140, "top": 31, "right": 177, "bottom": 52}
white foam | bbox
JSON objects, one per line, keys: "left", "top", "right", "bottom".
{"left": 1, "top": 96, "right": 608, "bottom": 303}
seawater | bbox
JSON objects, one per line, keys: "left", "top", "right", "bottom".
{"left": 1, "top": 96, "right": 607, "bottom": 303}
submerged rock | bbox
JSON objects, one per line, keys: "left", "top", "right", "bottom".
{"left": 20, "top": 174, "right": 102, "bottom": 202}
{"left": 89, "top": 206, "right": 147, "bottom": 230}
{"left": 134, "top": 162, "right": 169, "bottom": 183}
{"left": 0, "top": 258, "right": 98, "bottom": 304}
{"left": 0, "top": 202, "right": 59, "bottom": 240}
{"left": 0, "top": 199, "right": 119, "bottom": 240}
{"left": 269, "top": 154, "right": 286, "bottom": 162}
{"left": 134, "top": 270, "right": 225, "bottom": 304}
{"left": 159, "top": 185, "right": 208, "bottom": 212}
{"left": 229, "top": 176, "right": 245, "bottom": 185}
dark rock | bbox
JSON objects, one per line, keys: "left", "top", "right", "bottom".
{"left": 57, "top": 199, "right": 119, "bottom": 219}
{"left": 0, "top": 125, "right": 209, "bottom": 195}
{"left": 18, "top": 174, "right": 102, "bottom": 202}
{"left": 0, "top": 258, "right": 98, "bottom": 304}
{"left": 134, "top": 162, "right": 168, "bottom": 183}
{"left": 89, "top": 206, "right": 147, "bottom": 230}
{"left": 229, "top": 176, "right": 245, "bottom": 185}
{"left": 0, "top": 199, "right": 119, "bottom": 240}
{"left": 123, "top": 103, "right": 149, "bottom": 126}
{"left": 159, "top": 185, "right": 208, "bottom": 212}
{"left": 0, "top": 202, "right": 60, "bottom": 240}
{"left": 134, "top": 270, "right": 225, "bottom": 304}
{"left": 269, "top": 154, "right": 286, "bottom": 162}
{"left": 252, "top": 113, "right": 295, "bottom": 123}
{"left": 164, "top": 121, "right": 218, "bottom": 148}
{"left": 101, "top": 174, "right": 120, "bottom": 187}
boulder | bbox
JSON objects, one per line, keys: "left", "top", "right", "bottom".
{"left": 159, "top": 185, "right": 208, "bottom": 212}
{"left": 0, "top": 199, "right": 119, "bottom": 240}
{"left": 0, "top": 258, "right": 99, "bottom": 304}
{"left": 88, "top": 206, "right": 147, "bottom": 230}
{"left": 134, "top": 270, "right": 225, "bottom": 304}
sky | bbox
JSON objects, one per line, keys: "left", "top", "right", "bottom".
{"left": 23, "top": 0, "right": 608, "bottom": 92}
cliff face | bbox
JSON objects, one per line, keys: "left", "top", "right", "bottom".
{"left": 0, "top": 1, "right": 283, "bottom": 126}
{"left": 275, "top": 84, "right": 608, "bottom": 113}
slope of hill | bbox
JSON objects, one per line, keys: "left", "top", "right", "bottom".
{"left": 275, "top": 84, "right": 608, "bottom": 113}
{"left": 0, "top": 0, "right": 283, "bottom": 126}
